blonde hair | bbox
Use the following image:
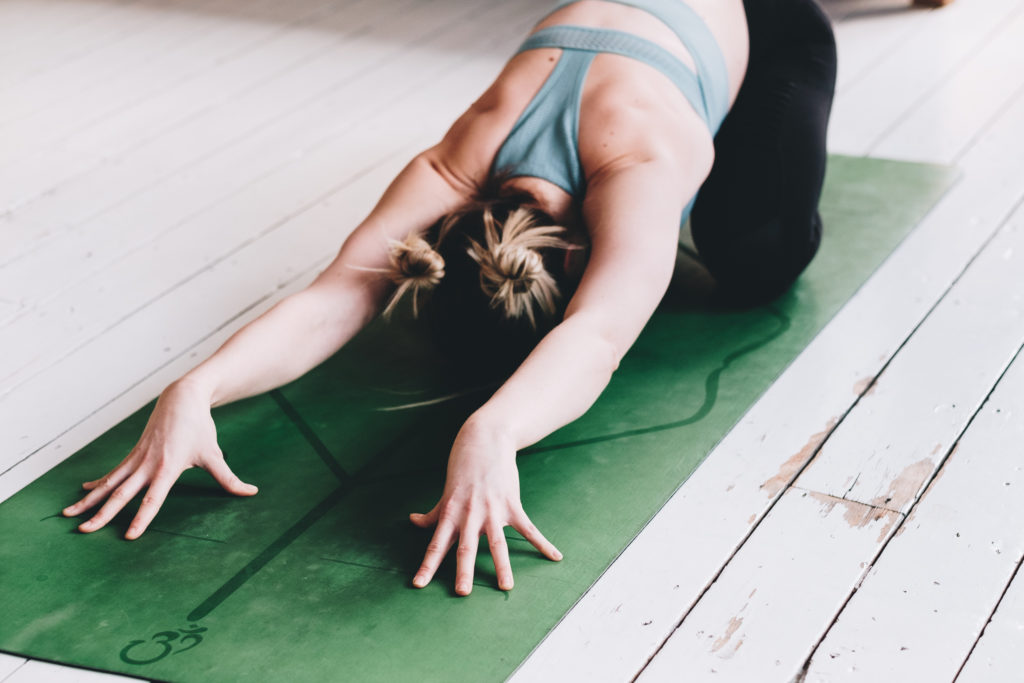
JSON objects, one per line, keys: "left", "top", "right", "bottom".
{"left": 464, "top": 206, "right": 569, "bottom": 329}
{"left": 383, "top": 201, "right": 572, "bottom": 329}
{"left": 381, "top": 233, "right": 445, "bottom": 318}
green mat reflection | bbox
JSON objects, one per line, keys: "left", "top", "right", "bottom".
{"left": 0, "top": 156, "right": 956, "bottom": 682}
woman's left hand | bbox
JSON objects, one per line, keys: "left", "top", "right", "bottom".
{"left": 409, "top": 419, "right": 562, "bottom": 596}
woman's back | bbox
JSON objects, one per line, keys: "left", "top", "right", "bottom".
{"left": 439, "top": 0, "right": 749, "bottom": 231}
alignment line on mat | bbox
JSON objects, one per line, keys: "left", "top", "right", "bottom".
{"left": 269, "top": 389, "right": 351, "bottom": 483}
{"left": 186, "top": 414, "right": 422, "bottom": 622}
{"left": 187, "top": 486, "right": 349, "bottom": 622}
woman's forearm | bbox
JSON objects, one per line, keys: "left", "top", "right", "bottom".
{"left": 179, "top": 274, "right": 387, "bottom": 407}
{"left": 164, "top": 148, "right": 476, "bottom": 408}
{"left": 469, "top": 312, "right": 622, "bottom": 450}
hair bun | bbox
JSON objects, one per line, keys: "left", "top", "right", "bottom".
{"left": 390, "top": 234, "right": 444, "bottom": 283}
{"left": 382, "top": 233, "right": 445, "bottom": 317}
{"left": 489, "top": 248, "right": 545, "bottom": 294}
{"left": 467, "top": 207, "right": 569, "bottom": 329}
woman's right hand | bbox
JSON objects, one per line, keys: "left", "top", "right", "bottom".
{"left": 61, "top": 378, "right": 258, "bottom": 540}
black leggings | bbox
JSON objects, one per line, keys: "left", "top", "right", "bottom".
{"left": 691, "top": 0, "right": 837, "bottom": 306}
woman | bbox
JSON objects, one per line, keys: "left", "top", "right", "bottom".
{"left": 63, "top": 0, "right": 836, "bottom": 596}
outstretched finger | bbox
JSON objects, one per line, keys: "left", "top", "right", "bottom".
{"left": 78, "top": 472, "right": 147, "bottom": 534}
{"left": 413, "top": 520, "right": 455, "bottom": 589}
{"left": 454, "top": 522, "right": 481, "bottom": 596}
{"left": 204, "top": 454, "right": 258, "bottom": 496}
{"left": 124, "top": 473, "right": 178, "bottom": 540}
{"left": 81, "top": 452, "right": 134, "bottom": 491}
{"left": 409, "top": 505, "right": 440, "bottom": 529}
{"left": 64, "top": 464, "right": 134, "bottom": 517}
{"left": 512, "top": 510, "right": 562, "bottom": 562}
{"left": 486, "top": 523, "right": 514, "bottom": 591}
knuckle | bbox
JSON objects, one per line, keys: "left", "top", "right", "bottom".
{"left": 153, "top": 464, "right": 176, "bottom": 479}
{"left": 155, "top": 450, "right": 177, "bottom": 466}
{"left": 141, "top": 494, "right": 159, "bottom": 507}
{"left": 440, "top": 499, "right": 462, "bottom": 518}
{"left": 109, "top": 488, "right": 131, "bottom": 502}
{"left": 425, "top": 542, "right": 445, "bottom": 554}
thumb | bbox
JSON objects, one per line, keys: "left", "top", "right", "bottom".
{"left": 409, "top": 505, "right": 439, "bottom": 528}
{"left": 205, "top": 453, "right": 258, "bottom": 496}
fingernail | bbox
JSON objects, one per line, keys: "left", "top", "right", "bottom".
{"left": 412, "top": 576, "right": 426, "bottom": 588}
{"left": 554, "top": 550, "right": 564, "bottom": 561}
{"left": 62, "top": 507, "right": 74, "bottom": 515}
{"left": 456, "top": 582, "right": 470, "bottom": 595}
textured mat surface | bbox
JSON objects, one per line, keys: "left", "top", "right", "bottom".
{"left": 0, "top": 156, "right": 957, "bottom": 682}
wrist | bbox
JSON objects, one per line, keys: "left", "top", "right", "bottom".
{"left": 458, "top": 411, "right": 518, "bottom": 456}
{"left": 167, "top": 373, "right": 216, "bottom": 407}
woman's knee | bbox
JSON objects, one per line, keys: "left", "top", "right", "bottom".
{"left": 693, "top": 210, "right": 822, "bottom": 306}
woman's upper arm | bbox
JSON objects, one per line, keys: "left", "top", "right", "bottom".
{"left": 312, "top": 93, "right": 511, "bottom": 292}
{"left": 314, "top": 152, "right": 467, "bottom": 283}
{"left": 565, "top": 162, "right": 693, "bottom": 360}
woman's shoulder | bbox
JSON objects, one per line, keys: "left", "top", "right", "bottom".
{"left": 429, "top": 50, "right": 565, "bottom": 191}
{"left": 577, "top": 63, "right": 715, "bottom": 189}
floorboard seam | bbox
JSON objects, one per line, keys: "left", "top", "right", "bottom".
{"left": 0, "top": 659, "right": 29, "bottom": 683}
{"left": 4, "top": 0, "right": 496, "bottom": 221}
{"left": 796, "top": 338, "right": 1024, "bottom": 678}
{"left": 952, "top": 77, "right": 1024, "bottom": 165}
{"left": 631, "top": 164, "right": 1003, "bottom": 680}
{"left": 865, "top": 0, "right": 1024, "bottom": 156}
{"left": 0, "top": 286, "right": 281, "bottom": 478}
{"left": 833, "top": 7, "right": 933, "bottom": 95}
{"left": 954, "top": 547, "right": 1024, "bottom": 680}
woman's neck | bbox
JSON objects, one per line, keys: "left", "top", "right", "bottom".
{"left": 500, "top": 176, "right": 589, "bottom": 282}
{"left": 500, "top": 176, "right": 577, "bottom": 229}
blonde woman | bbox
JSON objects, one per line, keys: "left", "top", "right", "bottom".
{"left": 63, "top": 0, "right": 836, "bottom": 595}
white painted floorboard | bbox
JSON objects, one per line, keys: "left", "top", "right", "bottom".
{"left": 637, "top": 489, "right": 900, "bottom": 681}
{"left": 794, "top": 201, "right": 1024, "bottom": 513}
{"left": 0, "top": 0, "right": 531, "bottom": 404}
{"left": 804, "top": 337, "right": 1024, "bottom": 680}
{"left": 871, "top": 4, "right": 1024, "bottom": 164}
{"left": 2, "top": 0, "right": 1023, "bottom": 681}
{"left": 622, "top": 206, "right": 1024, "bottom": 679}
{"left": 827, "top": 0, "right": 1024, "bottom": 156}
{"left": 621, "top": 189, "right": 1024, "bottom": 681}
{"left": 957, "top": 562, "right": 1024, "bottom": 683}
{"left": 0, "top": 654, "right": 26, "bottom": 682}
{"left": 2, "top": 661, "right": 137, "bottom": 683}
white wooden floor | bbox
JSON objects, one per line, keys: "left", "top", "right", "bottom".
{"left": 2, "top": 0, "right": 1023, "bottom": 681}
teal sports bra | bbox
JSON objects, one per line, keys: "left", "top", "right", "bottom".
{"left": 491, "top": 0, "right": 730, "bottom": 224}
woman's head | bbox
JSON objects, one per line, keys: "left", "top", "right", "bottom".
{"left": 383, "top": 189, "right": 581, "bottom": 373}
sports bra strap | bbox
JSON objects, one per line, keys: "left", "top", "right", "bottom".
{"left": 550, "top": 0, "right": 729, "bottom": 128}
{"left": 518, "top": 25, "right": 710, "bottom": 128}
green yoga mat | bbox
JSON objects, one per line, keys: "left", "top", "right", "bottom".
{"left": 0, "top": 156, "right": 956, "bottom": 682}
